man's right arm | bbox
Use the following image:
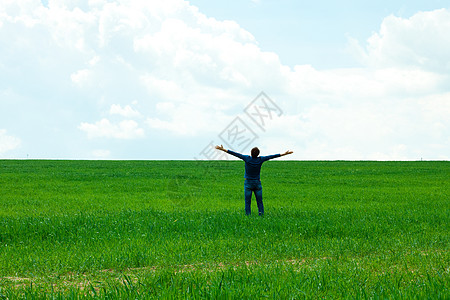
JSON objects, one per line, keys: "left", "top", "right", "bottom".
{"left": 280, "top": 150, "right": 293, "bottom": 157}
{"left": 215, "top": 145, "right": 246, "bottom": 160}
{"left": 215, "top": 144, "right": 227, "bottom": 153}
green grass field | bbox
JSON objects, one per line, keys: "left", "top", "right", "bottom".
{"left": 0, "top": 160, "right": 449, "bottom": 299}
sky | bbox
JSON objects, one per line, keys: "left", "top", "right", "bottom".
{"left": 0, "top": 0, "right": 449, "bottom": 160}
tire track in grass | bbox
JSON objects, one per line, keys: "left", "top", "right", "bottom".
{"left": 1, "top": 256, "right": 334, "bottom": 292}
{"left": 2, "top": 251, "right": 448, "bottom": 295}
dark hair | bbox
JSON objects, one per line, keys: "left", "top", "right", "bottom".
{"left": 251, "top": 147, "right": 260, "bottom": 158}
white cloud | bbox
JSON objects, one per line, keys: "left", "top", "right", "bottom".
{"left": 1, "top": 1, "right": 449, "bottom": 159}
{"left": 109, "top": 104, "right": 141, "bottom": 118}
{"left": 350, "top": 8, "right": 450, "bottom": 73}
{"left": 145, "top": 102, "right": 230, "bottom": 136}
{"left": 139, "top": 74, "right": 184, "bottom": 101}
{"left": 80, "top": 5, "right": 450, "bottom": 159}
{"left": 79, "top": 119, "right": 145, "bottom": 139}
{"left": 0, "top": 129, "right": 21, "bottom": 155}
{"left": 71, "top": 69, "right": 92, "bottom": 86}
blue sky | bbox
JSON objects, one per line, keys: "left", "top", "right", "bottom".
{"left": 0, "top": 0, "right": 449, "bottom": 160}
{"left": 189, "top": 0, "right": 448, "bottom": 68}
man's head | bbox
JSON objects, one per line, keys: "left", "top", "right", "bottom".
{"left": 251, "top": 147, "right": 260, "bottom": 158}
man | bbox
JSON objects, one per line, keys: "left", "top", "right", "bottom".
{"left": 215, "top": 145, "right": 293, "bottom": 216}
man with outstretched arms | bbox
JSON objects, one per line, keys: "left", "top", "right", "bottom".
{"left": 215, "top": 145, "right": 293, "bottom": 216}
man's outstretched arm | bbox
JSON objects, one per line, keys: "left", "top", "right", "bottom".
{"left": 261, "top": 150, "right": 293, "bottom": 162}
{"left": 215, "top": 145, "right": 247, "bottom": 160}
{"left": 215, "top": 144, "right": 228, "bottom": 153}
{"left": 280, "top": 150, "right": 293, "bottom": 157}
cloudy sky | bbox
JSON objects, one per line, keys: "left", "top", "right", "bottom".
{"left": 1, "top": 0, "right": 449, "bottom": 160}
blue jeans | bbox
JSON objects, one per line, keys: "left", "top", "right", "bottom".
{"left": 244, "top": 179, "right": 263, "bottom": 216}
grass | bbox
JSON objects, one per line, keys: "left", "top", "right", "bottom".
{"left": 0, "top": 160, "right": 449, "bottom": 298}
